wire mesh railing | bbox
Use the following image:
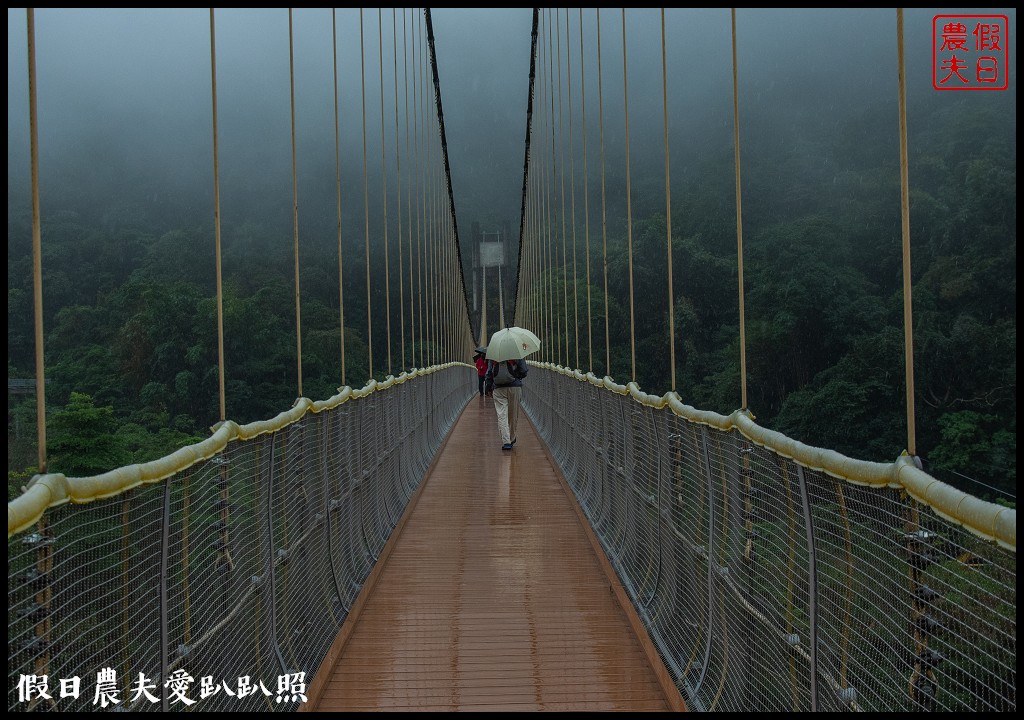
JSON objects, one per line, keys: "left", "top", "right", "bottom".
{"left": 523, "top": 364, "right": 1016, "bottom": 712}
{"left": 8, "top": 364, "right": 474, "bottom": 712}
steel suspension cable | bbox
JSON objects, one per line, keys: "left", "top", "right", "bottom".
{"left": 425, "top": 15, "right": 435, "bottom": 367}
{"left": 480, "top": 241, "right": 489, "bottom": 347}
{"left": 288, "top": 9, "right": 303, "bottom": 397}
{"left": 435, "top": 70, "right": 443, "bottom": 363}
{"left": 532, "top": 18, "right": 542, "bottom": 349}
{"left": 445, "top": 99, "right": 451, "bottom": 357}
{"left": 597, "top": 9, "right": 610, "bottom": 377}
{"left": 497, "top": 245, "right": 503, "bottom": 329}
{"left": 533, "top": 174, "right": 540, "bottom": 340}
{"left": 443, "top": 129, "right": 451, "bottom": 357}
{"left": 536, "top": 171, "right": 542, "bottom": 341}
{"left": 447, "top": 200, "right": 453, "bottom": 354}
{"left": 519, "top": 191, "right": 527, "bottom": 328}
{"left": 424, "top": 8, "right": 475, "bottom": 350}
{"left": 449, "top": 216, "right": 455, "bottom": 358}
{"left": 436, "top": 171, "right": 441, "bottom": 363}
{"left": 661, "top": 9, "right": 676, "bottom": 392}
{"left": 579, "top": 9, "right": 592, "bottom": 373}
{"left": 536, "top": 12, "right": 545, "bottom": 352}
{"left": 445, "top": 218, "right": 452, "bottom": 359}
{"left": 429, "top": 110, "right": 438, "bottom": 365}
{"left": 535, "top": 166, "right": 541, "bottom": 345}
{"left": 440, "top": 113, "right": 448, "bottom": 358}
{"left": 442, "top": 125, "right": 449, "bottom": 356}
{"left": 566, "top": 9, "right": 579, "bottom": 371}
{"left": 513, "top": 10, "right": 539, "bottom": 324}
{"left": 515, "top": 202, "right": 523, "bottom": 326}
{"left": 544, "top": 12, "right": 556, "bottom": 364}
{"left": 538, "top": 151, "right": 544, "bottom": 349}
{"left": 444, "top": 155, "right": 448, "bottom": 356}
{"left": 731, "top": 8, "right": 748, "bottom": 410}
{"left": 415, "top": 12, "right": 424, "bottom": 367}
{"left": 896, "top": 8, "right": 917, "bottom": 456}
{"left": 536, "top": 13, "right": 548, "bottom": 358}
{"left": 209, "top": 14, "right": 228, "bottom": 667}
{"left": 531, "top": 169, "right": 538, "bottom": 336}
{"left": 26, "top": 8, "right": 46, "bottom": 472}
{"left": 453, "top": 219, "right": 459, "bottom": 357}
{"left": 428, "top": 44, "right": 437, "bottom": 366}
{"left": 378, "top": 9, "right": 393, "bottom": 375}
{"left": 621, "top": 9, "right": 636, "bottom": 382}
{"left": 547, "top": 9, "right": 560, "bottom": 366}
{"left": 557, "top": 10, "right": 569, "bottom": 368}
{"left": 526, "top": 146, "right": 531, "bottom": 332}
{"left": 421, "top": 11, "right": 429, "bottom": 366}
{"left": 437, "top": 161, "right": 445, "bottom": 361}
{"left": 422, "top": 72, "right": 432, "bottom": 367}
{"left": 450, "top": 221, "right": 457, "bottom": 358}
{"left": 900, "top": 6, "right": 926, "bottom": 680}
{"left": 404, "top": 9, "right": 415, "bottom": 369}
{"left": 434, "top": 23, "right": 442, "bottom": 361}
{"left": 332, "top": 9, "right": 346, "bottom": 386}
{"left": 360, "top": 9, "right": 373, "bottom": 380}
{"left": 209, "top": 9, "right": 226, "bottom": 420}
{"left": 393, "top": 9, "right": 405, "bottom": 371}
{"left": 521, "top": 139, "right": 528, "bottom": 329}
{"left": 532, "top": 184, "right": 539, "bottom": 336}
{"left": 521, "top": 152, "right": 527, "bottom": 330}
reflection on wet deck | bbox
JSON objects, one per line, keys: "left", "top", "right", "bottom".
{"left": 308, "top": 398, "right": 672, "bottom": 711}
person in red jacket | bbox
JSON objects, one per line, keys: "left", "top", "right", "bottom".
{"left": 474, "top": 348, "right": 489, "bottom": 402}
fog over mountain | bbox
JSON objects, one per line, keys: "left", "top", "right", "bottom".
{"left": 7, "top": 9, "right": 1016, "bottom": 495}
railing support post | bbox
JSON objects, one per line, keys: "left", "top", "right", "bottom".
{"left": 266, "top": 434, "right": 288, "bottom": 675}
{"left": 324, "top": 412, "right": 347, "bottom": 614}
{"left": 159, "top": 476, "right": 172, "bottom": 712}
{"left": 796, "top": 466, "right": 818, "bottom": 711}
{"left": 693, "top": 427, "right": 717, "bottom": 698}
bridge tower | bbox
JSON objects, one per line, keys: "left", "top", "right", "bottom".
{"left": 471, "top": 220, "right": 510, "bottom": 346}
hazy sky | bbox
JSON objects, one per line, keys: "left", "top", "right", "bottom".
{"left": 7, "top": 8, "right": 537, "bottom": 232}
{"left": 7, "top": 8, "right": 1016, "bottom": 249}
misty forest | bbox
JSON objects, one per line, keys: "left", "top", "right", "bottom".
{"left": 7, "top": 8, "right": 1016, "bottom": 502}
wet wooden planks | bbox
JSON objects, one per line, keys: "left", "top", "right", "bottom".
{"left": 309, "top": 397, "right": 672, "bottom": 712}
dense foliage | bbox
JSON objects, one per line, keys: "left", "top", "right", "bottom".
{"left": 7, "top": 77, "right": 1015, "bottom": 503}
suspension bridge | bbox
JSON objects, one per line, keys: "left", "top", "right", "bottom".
{"left": 8, "top": 8, "right": 1016, "bottom": 713}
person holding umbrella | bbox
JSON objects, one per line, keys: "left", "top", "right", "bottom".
{"left": 484, "top": 327, "right": 540, "bottom": 451}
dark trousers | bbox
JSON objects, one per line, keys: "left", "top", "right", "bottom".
{"left": 478, "top": 375, "right": 486, "bottom": 396}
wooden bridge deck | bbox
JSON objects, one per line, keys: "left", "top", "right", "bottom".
{"left": 304, "top": 396, "right": 679, "bottom": 712}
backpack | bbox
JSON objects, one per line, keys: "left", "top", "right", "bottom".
{"left": 492, "top": 360, "right": 524, "bottom": 387}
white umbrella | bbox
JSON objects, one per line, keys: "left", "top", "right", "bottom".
{"left": 485, "top": 326, "right": 541, "bottom": 361}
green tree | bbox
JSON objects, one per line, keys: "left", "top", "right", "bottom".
{"left": 47, "top": 392, "right": 129, "bottom": 477}
{"left": 927, "top": 411, "right": 1016, "bottom": 499}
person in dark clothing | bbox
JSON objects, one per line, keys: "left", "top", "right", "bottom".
{"left": 483, "top": 358, "right": 528, "bottom": 450}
